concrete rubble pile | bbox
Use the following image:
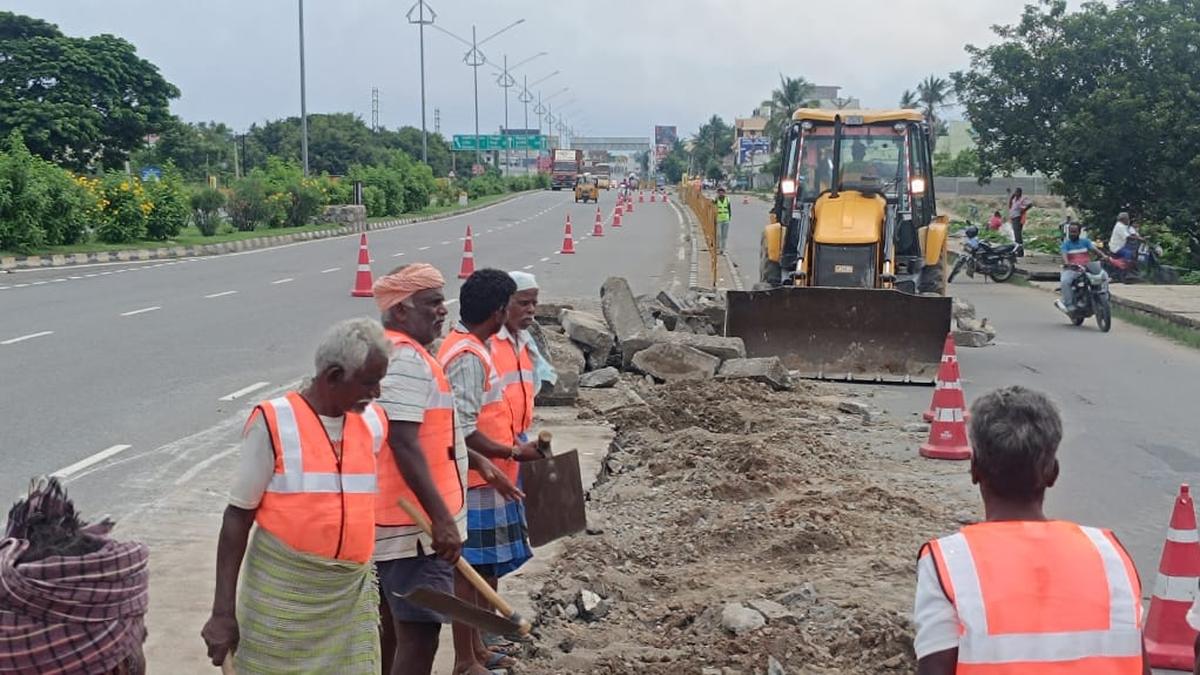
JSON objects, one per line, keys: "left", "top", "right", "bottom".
{"left": 531, "top": 277, "right": 793, "bottom": 409}
{"left": 951, "top": 296, "right": 997, "bottom": 348}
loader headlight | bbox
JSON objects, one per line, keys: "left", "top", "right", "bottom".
{"left": 910, "top": 177, "right": 926, "bottom": 194}
{"left": 780, "top": 179, "right": 797, "bottom": 197}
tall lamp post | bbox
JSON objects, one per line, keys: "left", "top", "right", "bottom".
{"left": 521, "top": 71, "right": 558, "bottom": 173}
{"left": 406, "top": 1, "right": 436, "bottom": 165}
{"left": 495, "top": 52, "right": 547, "bottom": 175}
{"left": 297, "top": 0, "right": 309, "bottom": 176}
{"left": 431, "top": 19, "right": 524, "bottom": 168}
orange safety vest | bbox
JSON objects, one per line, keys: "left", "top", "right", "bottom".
{"left": 921, "top": 521, "right": 1143, "bottom": 674}
{"left": 253, "top": 391, "right": 384, "bottom": 564}
{"left": 376, "top": 329, "right": 464, "bottom": 527}
{"left": 489, "top": 328, "right": 536, "bottom": 483}
{"left": 438, "top": 328, "right": 515, "bottom": 488}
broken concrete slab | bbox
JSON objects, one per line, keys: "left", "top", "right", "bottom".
{"left": 953, "top": 330, "right": 991, "bottom": 348}
{"left": 716, "top": 357, "right": 792, "bottom": 391}
{"left": 656, "top": 289, "right": 687, "bottom": 313}
{"left": 631, "top": 343, "right": 720, "bottom": 382}
{"left": 580, "top": 366, "right": 620, "bottom": 389}
{"left": 620, "top": 330, "right": 746, "bottom": 369}
{"left": 560, "top": 309, "right": 614, "bottom": 368}
{"left": 535, "top": 370, "right": 579, "bottom": 406}
{"left": 542, "top": 327, "right": 586, "bottom": 376}
{"left": 746, "top": 598, "right": 796, "bottom": 623}
{"left": 601, "top": 277, "right": 649, "bottom": 344}
{"left": 720, "top": 603, "right": 765, "bottom": 635}
{"left": 952, "top": 297, "right": 975, "bottom": 321}
{"left": 534, "top": 302, "right": 574, "bottom": 326}
{"left": 837, "top": 399, "right": 871, "bottom": 416}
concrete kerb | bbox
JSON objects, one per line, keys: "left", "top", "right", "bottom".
{"left": 0, "top": 191, "right": 536, "bottom": 272}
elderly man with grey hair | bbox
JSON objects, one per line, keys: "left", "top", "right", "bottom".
{"left": 913, "top": 386, "right": 1150, "bottom": 675}
{"left": 202, "top": 317, "right": 392, "bottom": 673}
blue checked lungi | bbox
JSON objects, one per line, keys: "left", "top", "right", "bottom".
{"left": 463, "top": 485, "right": 533, "bottom": 578}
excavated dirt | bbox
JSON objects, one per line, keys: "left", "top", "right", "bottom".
{"left": 519, "top": 378, "right": 977, "bottom": 674}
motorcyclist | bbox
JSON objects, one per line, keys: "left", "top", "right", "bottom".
{"left": 1107, "top": 212, "right": 1141, "bottom": 260}
{"left": 1055, "top": 222, "right": 1111, "bottom": 314}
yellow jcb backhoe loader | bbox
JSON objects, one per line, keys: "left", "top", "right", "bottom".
{"left": 724, "top": 109, "right": 952, "bottom": 383}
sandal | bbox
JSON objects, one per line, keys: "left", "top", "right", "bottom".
{"left": 484, "top": 651, "right": 518, "bottom": 670}
{"left": 484, "top": 635, "right": 523, "bottom": 657}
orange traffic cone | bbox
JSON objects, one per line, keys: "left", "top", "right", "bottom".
{"left": 457, "top": 225, "right": 476, "bottom": 279}
{"left": 1144, "top": 484, "right": 1200, "bottom": 669}
{"left": 663, "top": 191, "right": 669, "bottom": 203}
{"left": 612, "top": 208, "right": 622, "bottom": 228}
{"left": 919, "top": 358, "right": 971, "bottom": 460}
{"left": 560, "top": 215, "right": 576, "bottom": 254}
{"left": 615, "top": 201, "right": 624, "bottom": 218}
{"left": 650, "top": 190, "right": 657, "bottom": 202}
{"left": 350, "top": 233, "right": 374, "bottom": 297}
{"left": 742, "top": 194, "right": 749, "bottom": 205}
{"left": 626, "top": 195, "right": 634, "bottom": 213}
{"left": 639, "top": 191, "right": 645, "bottom": 203}
{"left": 923, "top": 334, "right": 962, "bottom": 422}
{"left": 592, "top": 207, "right": 604, "bottom": 237}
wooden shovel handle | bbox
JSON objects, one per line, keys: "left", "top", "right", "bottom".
{"left": 395, "top": 498, "right": 525, "bottom": 628}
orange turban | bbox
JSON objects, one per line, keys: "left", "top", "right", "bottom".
{"left": 373, "top": 263, "right": 445, "bottom": 313}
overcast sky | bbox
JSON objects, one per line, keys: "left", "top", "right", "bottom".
{"left": 10, "top": 1, "right": 1069, "bottom": 140}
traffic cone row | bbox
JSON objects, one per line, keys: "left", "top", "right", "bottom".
{"left": 923, "top": 334, "right": 961, "bottom": 422}
{"left": 639, "top": 191, "right": 645, "bottom": 203}
{"left": 457, "top": 225, "right": 475, "bottom": 279}
{"left": 350, "top": 233, "right": 374, "bottom": 297}
{"left": 650, "top": 191, "right": 657, "bottom": 202}
{"left": 560, "top": 215, "right": 575, "bottom": 254}
{"left": 1145, "top": 484, "right": 1200, "bottom": 669}
{"left": 919, "top": 334, "right": 971, "bottom": 461}
{"left": 592, "top": 207, "right": 604, "bottom": 237}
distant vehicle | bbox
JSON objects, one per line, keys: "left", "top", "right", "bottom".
{"left": 591, "top": 163, "right": 612, "bottom": 190}
{"left": 574, "top": 174, "right": 599, "bottom": 203}
{"left": 552, "top": 149, "right": 583, "bottom": 190}
{"left": 1061, "top": 262, "right": 1113, "bottom": 332}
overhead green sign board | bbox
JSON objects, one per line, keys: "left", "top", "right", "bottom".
{"left": 452, "top": 134, "right": 546, "bottom": 151}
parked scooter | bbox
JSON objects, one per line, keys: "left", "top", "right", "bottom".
{"left": 949, "top": 225, "right": 1018, "bottom": 283}
{"left": 1058, "top": 262, "right": 1113, "bottom": 332}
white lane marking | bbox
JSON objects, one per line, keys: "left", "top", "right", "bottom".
{"left": 68, "top": 276, "right": 83, "bottom": 280}
{"left": 174, "top": 445, "right": 239, "bottom": 485}
{"left": 2, "top": 330, "right": 54, "bottom": 345}
{"left": 419, "top": 246, "right": 431, "bottom": 251}
{"left": 320, "top": 267, "right": 340, "bottom": 273}
{"left": 100, "top": 271, "right": 111, "bottom": 275}
{"left": 219, "top": 381, "right": 271, "bottom": 402}
{"left": 85, "top": 274, "right": 98, "bottom": 278}
{"left": 120, "top": 306, "right": 161, "bottom": 317}
{"left": 13, "top": 284, "right": 27, "bottom": 288}
{"left": 440, "top": 240, "right": 451, "bottom": 245}
{"left": 50, "top": 278, "right": 66, "bottom": 283}
{"left": 523, "top": 264, "right": 535, "bottom": 270}
{"left": 31, "top": 281, "right": 46, "bottom": 285}
{"left": 53, "top": 444, "right": 132, "bottom": 480}
{"left": 205, "top": 290, "right": 238, "bottom": 299}
{"left": 0, "top": 286, "right": 7, "bottom": 291}
{"left": 392, "top": 252, "right": 406, "bottom": 258}
{"left": 540, "top": 256, "right": 550, "bottom": 262}
{"left": 271, "top": 278, "right": 294, "bottom": 285}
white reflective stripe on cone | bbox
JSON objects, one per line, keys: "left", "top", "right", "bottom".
{"left": 934, "top": 407, "right": 965, "bottom": 422}
{"left": 1153, "top": 572, "right": 1199, "bottom": 602}
{"left": 268, "top": 397, "right": 304, "bottom": 477}
{"left": 936, "top": 380, "right": 963, "bottom": 389}
{"left": 357, "top": 264, "right": 371, "bottom": 271}
{"left": 1168, "top": 527, "right": 1200, "bottom": 544}
{"left": 269, "top": 471, "right": 377, "bottom": 494}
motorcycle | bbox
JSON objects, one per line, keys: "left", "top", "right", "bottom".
{"left": 1102, "top": 239, "right": 1165, "bottom": 284}
{"left": 1060, "top": 262, "right": 1112, "bottom": 332}
{"left": 948, "top": 237, "right": 1018, "bottom": 283}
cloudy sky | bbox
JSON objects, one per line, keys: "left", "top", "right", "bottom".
{"left": 10, "top": 1, "right": 1066, "bottom": 140}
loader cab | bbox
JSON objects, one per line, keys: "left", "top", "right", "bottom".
{"left": 769, "top": 109, "right": 940, "bottom": 293}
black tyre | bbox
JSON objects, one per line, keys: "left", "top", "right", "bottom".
{"left": 1096, "top": 297, "right": 1112, "bottom": 332}
{"left": 989, "top": 258, "right": 1016, "bottom": 283}
{"left": 760, "top": 231, "right": 782, "bottom": 285}
{"left": 948, "top": 257, "right": 967, "bottom": 283}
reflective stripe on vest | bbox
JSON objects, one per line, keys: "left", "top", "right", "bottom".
{"left": 715, "top": 197, "right": 731, "bottom": 221}
{"left": 377, "top": 330, "right": 465, "bottom": 526}
{"left": 254, "top": 392, "right": 381, "bottom": 563}
{"left": 439, "top": 330, "right": 515, "bottom": 488}
{"left": 927, "top": 522, "right": 1143, "bottom": 673}
{"left": 489, "top": 332, "right": 536, "bottom": 485}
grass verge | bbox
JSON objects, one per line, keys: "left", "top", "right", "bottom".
{"left": 4, "top": 191, "right": 527, "bottom": 258}
{"left": 1112, "top": 305, "right": 1200, "bottom": 350}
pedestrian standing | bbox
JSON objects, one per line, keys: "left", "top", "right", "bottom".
{"left": 202, "top": 318, "right": 392, "bottom": 673}
{"left": 1008, "top": 187, "right": 1032, "bottom": 256}
{"left": 1, "top": 478, "right": 150, "bottom": 675}
{"left": 713, "top": 186, "right": 733, "bottom": 254}
{"left": 371, "top": 263, "right": 469, "bottom": 675}
{"left": 437, "top": 269, "right": 541, "bottom": 674}
{"left": 913, "top": 386, "right": 1147, "bottom": 674}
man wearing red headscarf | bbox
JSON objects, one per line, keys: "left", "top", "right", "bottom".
{"left": 371, "top": 263, "right": 470, "bottom": 675}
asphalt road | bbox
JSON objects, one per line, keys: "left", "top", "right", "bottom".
{"left": 0, "top": 189, "right": 688, "bottom": 511}
{"left": 722, "top": 194, "right": 1200, "bottom": 586}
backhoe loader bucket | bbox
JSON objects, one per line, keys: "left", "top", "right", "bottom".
{"left": 724, "top": 287, "right": 952, "bottom": 384}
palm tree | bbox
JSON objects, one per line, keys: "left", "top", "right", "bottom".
{"left": 899, "top": 89, "right": 919, "bottom": 109}
{"left": 916, "top": 75, "right": 952, "bottom": 152}
{"left": 761, "top": 75, "right": 815, "bottom": 152}
{"left": 692, "top": 114, "right": 733, "bottom": 178}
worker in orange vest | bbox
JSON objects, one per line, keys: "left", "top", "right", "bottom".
{"left": 370, "top": 263, "right": 469, "bottom": 675}
{"left": 914, "top": 385, "right": 1149, "bottom": 674}
{"left": 439, "top": 269, "right": 542, "bottom": 674}
{"left": 202, "top": 318, "right": 392, "bottom": 673}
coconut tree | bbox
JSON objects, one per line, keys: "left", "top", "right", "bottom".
{"left": 761, "top": 75, "right": 816, "bottom": 152}
{"left": 899, "top": 89, "right": 919, "bottom": 109}
{"left": 916, "top": 75, "right": 953, "bottom": 151}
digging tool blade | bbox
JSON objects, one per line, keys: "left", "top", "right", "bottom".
{"left": 400, "top": 587, "right": 523, "bottom": 636}
{"left": 520, "top": 449, "right": 587, "bottom": 547}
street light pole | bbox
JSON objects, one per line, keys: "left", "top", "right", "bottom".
{"left": 502, "top": 55, "right": 509, "bottom": 175}
{"left": 406, "top": 1, "right": 436, "bottom": 165}
{"left": 298, "top": 0, "right": 309, "bottom": 176}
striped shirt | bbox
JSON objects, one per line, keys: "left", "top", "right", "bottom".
{"left": 444, "top": 323, "right": 488, "bottom": 436}
{"left": 374, "top": 341, "right": 468, "bottom": 561}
